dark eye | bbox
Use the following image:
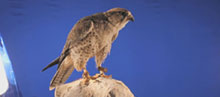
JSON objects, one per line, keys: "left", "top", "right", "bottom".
{"left": 121, "top": 12, "right": 127, "bottom": 17}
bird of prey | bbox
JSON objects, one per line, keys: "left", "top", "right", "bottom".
{"left": 42, "top": 8, "right": 134, "bottom": 90}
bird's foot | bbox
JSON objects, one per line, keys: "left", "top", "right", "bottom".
{"left": 90, "top": 73, "right": 100, "bottom": 79}
{"left": 81, "top": 69, "right": 91, "bottom": 85}
{"left": 97, "top": 66, "right": 112, "bottom": 78}
{"left": 90, "top": 73, "right": 112, "bottom": 79}
{"left": 100, "top": 73, "right": 112, "bottom": 78}
{"left": 98, "top": 67, "right": 108, "bottom": 73}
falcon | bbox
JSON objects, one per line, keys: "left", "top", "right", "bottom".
{"left": 42, "top": 8, "right": 134, "bottom": 90}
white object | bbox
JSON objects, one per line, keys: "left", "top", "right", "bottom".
{"left": 0, "top": 56, "right": 9, "bottom": 95}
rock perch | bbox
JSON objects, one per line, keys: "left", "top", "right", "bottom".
{"left": 55, "top": 77, "right": 134, "bottom": 97}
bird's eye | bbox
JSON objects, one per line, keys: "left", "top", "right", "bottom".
{"left": 121, "top": 12, "right": 127, "bottom": 17}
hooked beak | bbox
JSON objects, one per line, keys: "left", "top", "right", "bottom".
{"left": 128, "top": 14, "right": 134, "bottom": 22}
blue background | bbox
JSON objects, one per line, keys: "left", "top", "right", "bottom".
{"left": 1, "top": 0, "right": 220, "bottom": 97}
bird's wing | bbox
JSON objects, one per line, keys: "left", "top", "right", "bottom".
{"left": 61, "top": 18, "right": 94, "bottom": 56}
{"left": 57, "top": 18, "right": 94, "bottom": 68}
{"left": 49, "top": 18, "right": 94, "bottom": 90}
{"left": 41, "top": 18, "right": 94, "bottom": 72}
{"left": 111, "top": 32, "right": 119, "bottom": 42}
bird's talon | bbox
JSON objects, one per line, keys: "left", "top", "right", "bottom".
{"left": 100, "top": 73, "right": 112, "bottom": 78}
{"left": 90, "top": 74, "right": 100, "bottom": 80}
{"left": 98, "top": 67, "right": 108, "bottom": 73}
{"left": 101, "top": 74, "right": 112, "bottom": 78}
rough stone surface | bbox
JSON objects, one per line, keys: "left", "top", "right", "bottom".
{"left": 55, "top": 77, "right": 134, "bottom": 97}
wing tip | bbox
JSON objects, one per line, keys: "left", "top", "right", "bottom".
{"left": 41, "top": 57, "right": 60, "bottom": 72}
{"left": 41, "top": 68, "right": 47, "bottom": 72}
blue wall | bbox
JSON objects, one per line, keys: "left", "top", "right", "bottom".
{"left": 0, "top": 0, "right": 220, "bottom": 97}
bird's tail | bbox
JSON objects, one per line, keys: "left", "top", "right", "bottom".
{"left": 49, "top": 56, "right": 74, "bottom": 90}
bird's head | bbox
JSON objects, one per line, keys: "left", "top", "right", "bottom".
{"left": 105, "top": 8, "right": 134, "bottom": 29}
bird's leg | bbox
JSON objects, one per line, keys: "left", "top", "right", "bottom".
{"left": 98, "top": 66, "right": 112, "bottom": 78}
{"left": 90, "top": 66, "right": 111, "bottom": 79}
{"left": 82, "top": 68, "right": 91, "bottom": 85}
{"left": 94, "top": 45, "right": 112, "bottom": 79}
{"left": 82, "top": 68, "right": 96, "bottom": 84}
{"left": 82, "top": 69, "right": 90, "bottom": 79}
{"left": 86, "top": 67, "right": 105, "bottom": 80}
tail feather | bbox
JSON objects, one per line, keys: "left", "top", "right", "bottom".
{"left": 42, "top": 57, "right": 60, "bottom": 72}
{"left": 49, "top": 56, "right": 74, "bottom": 90}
